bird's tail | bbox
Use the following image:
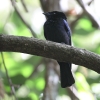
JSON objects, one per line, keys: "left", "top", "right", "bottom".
{"left": 58, "top": 62, "right": 75, "bottom": 88}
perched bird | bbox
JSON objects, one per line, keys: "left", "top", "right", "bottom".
{"left": 43, "top": 11, "right": 75, "bottom": 88}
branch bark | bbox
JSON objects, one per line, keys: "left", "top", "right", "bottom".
{"left": 0, "top": 35, "right": 100, "bottom": 73}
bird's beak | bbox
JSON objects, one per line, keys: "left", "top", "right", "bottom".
{"left": 43, "top": 12, "right": 46, "bottom": 15}
{"left": 43, "top": 12, "right": 50, "bottom": 16}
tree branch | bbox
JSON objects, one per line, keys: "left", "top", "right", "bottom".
{"left": 76, "top": 0, "right": 100, "bottom": 28}
{"left": 10, "top": 0, "right": 37, "bottom": 37}
{"left": 1, "top": 52, "right": 17, "bottom": 100}
{"left": 27, "top": 58, "right": 44, "bottom": 79}
{"left": 20, "top": 0, "right": 28, "bottom": 12}
{"left": 0, "top": 35, "right": 100, "bottom": 73}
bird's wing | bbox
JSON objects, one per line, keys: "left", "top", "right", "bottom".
{"left": 63, "top": 19, "right": 71, "bottom": 45}
{"left": 43, "top": 24, "right": 48, "bottom": 40}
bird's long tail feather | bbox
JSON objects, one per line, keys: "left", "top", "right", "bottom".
{"left": 58, "top": 62, "right": 75, "bottom": 88}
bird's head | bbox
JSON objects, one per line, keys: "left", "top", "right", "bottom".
{"left": 43, "top": 11, "right": 66, "bottom": 20}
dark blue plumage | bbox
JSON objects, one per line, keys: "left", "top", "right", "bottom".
{"left": 43, "top": 11, "right": 75, "bottom": 88}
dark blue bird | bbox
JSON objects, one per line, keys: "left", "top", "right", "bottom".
{"left": 43, "top": 11, "right": 75, "bottom": 88}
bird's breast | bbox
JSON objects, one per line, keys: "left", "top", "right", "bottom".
{"left": 44, "top": 19, "right": 68, "bottom": 43}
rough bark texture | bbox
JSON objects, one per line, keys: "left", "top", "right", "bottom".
{"left": 0, "top": 35, "right": 100, "bottom": 73}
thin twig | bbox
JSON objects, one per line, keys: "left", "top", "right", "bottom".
{"left": 3, "top": 11, "right": 12, "bottom": 32}
{"left": 10, "top": 0, "right": 37, "bottom": 37}
{"left": 1, "top": 52, "right": 18, "bottom": 100}
{"left": 20, "top": 0, "right": 28, "bottom": 12}
{"left": 28, "top": 59, "right": 44, "bottom": 79}
{"left": 88, "top": 0, "right": 94, "bottom": 5}
{"left": 70, "top": 12, "right": 85, "bottom": 31}
{"left": 76, "top": 0, "right": 100, "bottom": 28}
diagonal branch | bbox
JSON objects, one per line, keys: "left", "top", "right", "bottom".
{"left": 20, "top": 0, "right": 28, "bottom": 12}
{"left": 1, "top": 53, "right": 17, "bottom": 100}
{"left": 0, "top": 35, "right": 100, "bottom": 74}
{"left": 10, "top": 0, "right": 37, "bottom": 37}
{"left": 76, "top": 0, "right": 100, "bottom": 28}
{"left": 27, "top": 58, "right": 44, "bottom": 79}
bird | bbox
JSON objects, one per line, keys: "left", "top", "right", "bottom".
{"left": 43, "top": 11, "right": 75, "bottom": 88}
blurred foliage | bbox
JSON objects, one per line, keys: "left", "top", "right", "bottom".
{"left": 0, "top": 0, "right": 100, "bottom": 100}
